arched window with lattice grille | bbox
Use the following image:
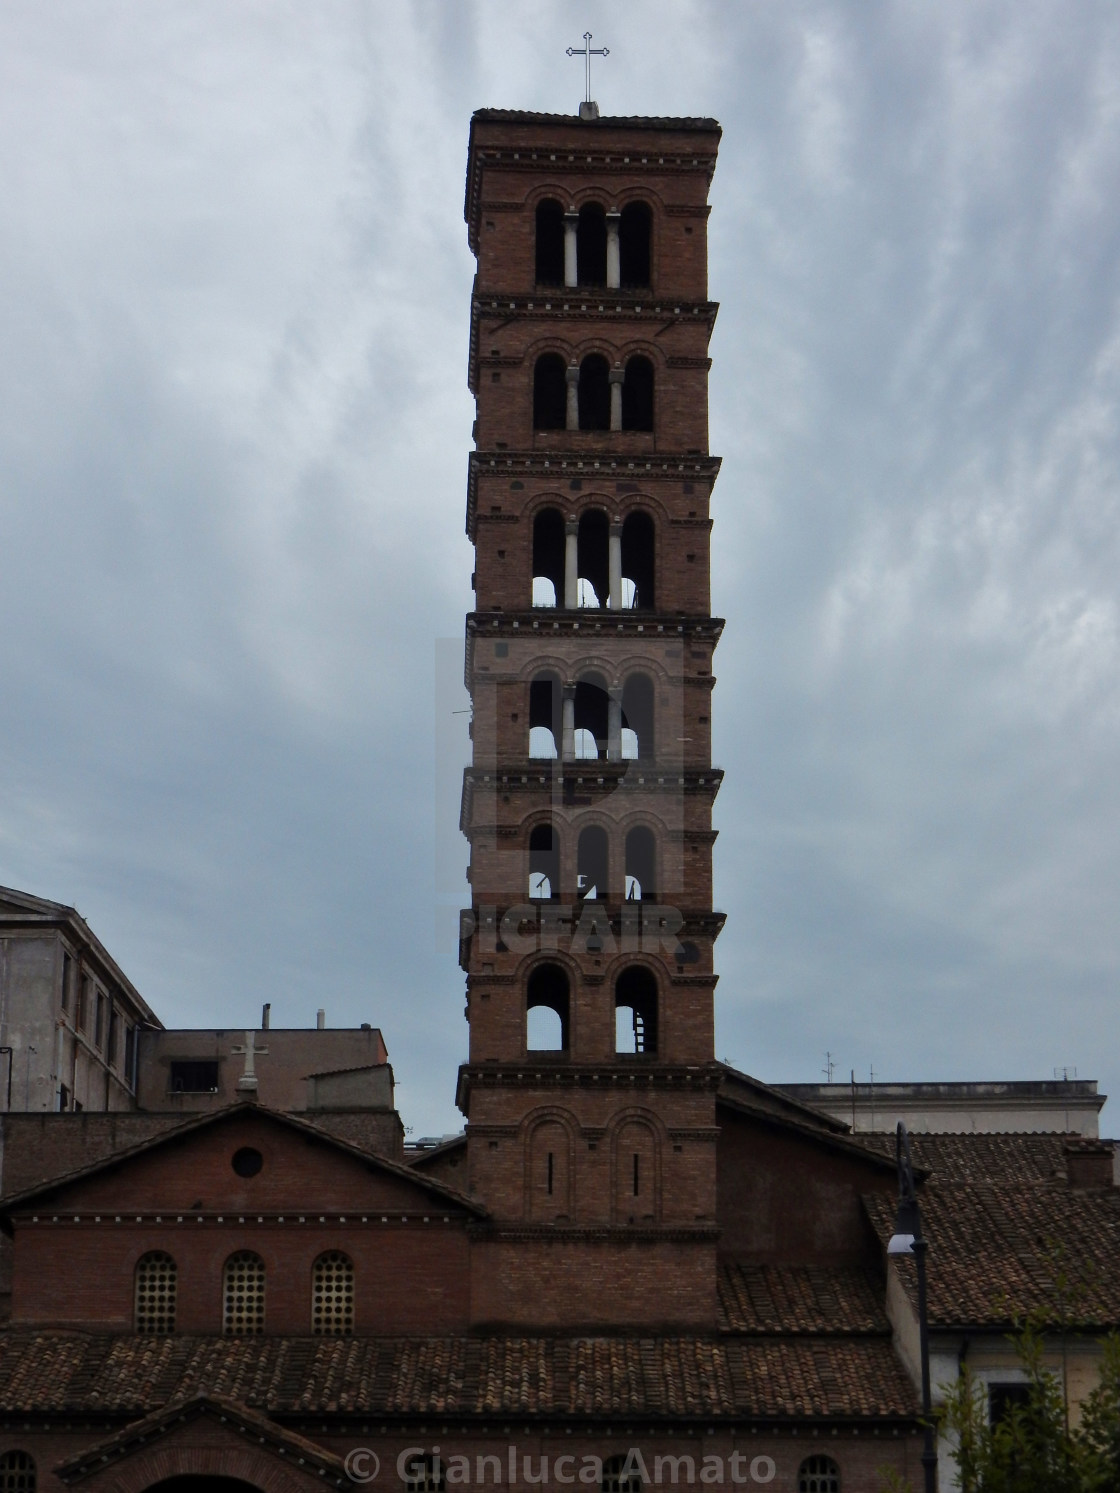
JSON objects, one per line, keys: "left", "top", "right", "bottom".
{"left": 222, "top": 1250, "right": 265, "bottom": 1335}
{"left": 0, "top": 1452, "right": 36, "bottom": 1493}
{"left": 601, "top": 1455, "right": 642, "bottom": 1493}
{"left": 798, "top": 1456, "right": 840, "bottom": 1493}
{"left": 312, "top": 1250, "right": 355, "bottom": 1335}
{"left": 134, "top": 1250, "right": 176, "bottom": 1334}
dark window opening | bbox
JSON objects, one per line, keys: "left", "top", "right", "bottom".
{"left": 798, "top": 1456, "right": 840, "bottom": 1493}
{"left": 574, "top": 675, "right": 610, "bottom": 760}
{"left": 529, "top": 671, "right": 562, "bottom": 757}
{"left": 602, "top": 1455, "right": 642, "bottom": 1493}
{"left": 124, "top": 1024, "right": 138, "bottom": 1089}
{"left": 404, "top": 1455, "right": 447, "bottom": 1493}
{"left": 94, "top": 992, "right": 105, "bottom": 1049}
{"left": 622, "top": 673, "right": 654, "bottom": 761}
{"left": 615, "top": 966, "right": 658, "bottom": 1055}
{"left": 577, "top": 825, "right": 610, "bottom": 901}
{"left": 621, "top": 355, "right": 654, "bottom": 431}
{"left": 577, "top": 507, "right": 610, "bottom": 606}
{"left": 578, "top": 353, "right": 611, "bottom": 431}
{"left": 633, "top": 1152, "right": 640, "bottom": 1195}
{"left": 529, "top": 823, "right": 559, "bottom": 901}
{"left": 535, "top": 199, "right": 565, "bottom": 285}
{"left": 577, "top": 202, "right": 607, "bottom": 286}
{"left": 619, "top": 202, "right": 652, "bottom": 288}
{"left": 621, "top": 511, "right": 655, "bottom": 609}
{"left": 108, "top": 1006, "right": 120, "bottom": 1068}
{"left": 547, "top": 1151, "right": 554, "bottom": 1195}
{"left": 526, "top": 963, "right": 570, "bottom": 1052}
{"left": 533, "top": 354, "right": 567, "bottom": 431}
{"left": 60, "top": 952, "right": 71, "bottom": 1013}
{"left": 532, "top": 507, "right": 565, "bottom": 607}
{"left": 232, "top": 1146, "right": 264, "bottom": 1177}
{"left": 170, "top": 1059, "right": 220, "bottom": 1094}
{"left": 989, "top": 1384, "right": 1032, "bottom": 1426}
{"left": 58, "top": 1084, "right": 70, "bottom": 1112}
{"left": 76, "top": 975, "right": 88, "bottom": 1032}
{"left": 625, "top": 826, "right": 656, "bottom": 901}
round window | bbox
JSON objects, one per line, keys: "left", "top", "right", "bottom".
{"left": 232, "top": 1146, "right": 263, "bottom": 1177}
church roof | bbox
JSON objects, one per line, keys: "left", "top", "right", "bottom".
{"left": 0, "top": 1330, "right": 917, "bottom": 1422}
{"left": 852, "top": 1129, "right": 1089, "bottom": 1184}
{"left": 470, "top": 108, "right": 721, "bottom": 132}
{"left": 717, "top": 1263, "right": 889, "bottom": 1335}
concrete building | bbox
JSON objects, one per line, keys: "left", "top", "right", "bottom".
{"left": 777, "top": 1078, "right": 1107, "bottom": 1137}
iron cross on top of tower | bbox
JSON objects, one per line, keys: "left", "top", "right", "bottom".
{"left": 566, "top": 30, "right": 608, "bottom": 118}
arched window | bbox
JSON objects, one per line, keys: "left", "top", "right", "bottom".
{"left": 620, "top": 512, "right": 655, "bottom": 610}
{"left": 577, "top": 202, "right": 607, "bottom": 286}
{"left": 619, "top": 202, "right": 652, "bottom": 288}
{"left": 223, "top": 1250, "right": 265, "bottom": 1336}
{"left": 578, "top": 354, "right": 611, "bottom": 431}
{"left": 529, "top": 672, "right": 562, "bottom": 757}
{"left": 577, "top": 825, "right": 609, "bottom": 901}
{"left": 622, "top": 673, "right": 654, "bottom": 761}
{"left": 621, "top": 355, "right": 654, "bottom": 431}
{"left": 312, "top": 1250, "right": 354, "bottom": 1336}
{"left": 602, "top": 1454, "right": 642, "bottom": 1493}
{"left": 535, "top": 198, "right": 565, "bottom": 286}
{"left": 798, "top": 1457, "right": 840, "bottom": 1493}
{"left": 574, "top": 675, "right": 610, "bottom": 760}
{"left": 529, "top": 823, "right": 559, "bottom": 900}
{"left": 614, "top": 1118, "right": 659, "bottom": 1222}
{"left": 532, "top": 507, "right": 565, "bottom": 607}
{"left": 404, "top": 1454, "right": 447, "bottom": 1493}
{"left": 533, "top": 354, "right": 567, "bottom": 431}
{"left": 625, "top": 826, "right": 656, "bottom": 902}
{"left": 577, "top": 508, "right": 609, "bottom": 607}
{"left": 615, "top": 966, "right": 658, "bottom": 1055}
{"left": 134, "top": 1250, "right": 177, "bottom": 1334}
{"left": 529, "top": 1117, "right": 572, "bottom": 1219}
{"left": 527, "top": 963, "right": 570, "bottom": 1052}
{"left": 0, "top": 1453, "right": 36, "bottom": 1493}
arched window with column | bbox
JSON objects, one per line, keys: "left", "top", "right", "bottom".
{"left": 535, "top": 198, "right": 565, "bottom": 285}
{"left": 622, "top": 673, "right": 654, "bottom": 761}
{"left": 134, "top": 1250, "right": 177, "bottom": 1334}
{"left": 619, "top": 202, "right": 652, "bottom": 287}
{"left": 529, "top": 823, "right": 559, "bottom": 900}
{"left": 620, "top": 512, "right": 655, "bottom": 610}
{"left": 577, "top": 202, "right": 607, "bottom": 285}
{"left": 615, "top": 966, "right": 658, "bottom": 1055}
{"left": 0, "top": 1453, "right": 35, "bottom": 1493}
{"left": 526, "top": 963, "right": 570, "bottom": 1052}
{"left": 625, "top": 826, "right": 656, "bottom": 902}
{"left": 578, "top": 353, "right": 611, "bottom": 430}
{"left": 798, "top": 1457, "right": 840, "bottom": 1493}
{"left": 533, "top": 354, "right": 567, "bottom": 431}
{"left": 222, "top": 1250, "right": 265, "bottom": 1336}
{"left": 574, "top": 675, "right": 610, "bottom": 760}
{"left": 529, "top": 671, "right": 562, "bottom": 757}
{"left": 577, "top": 508, "right": 609, "bottom": 606}
{"left": 577, "top": 825, "right": 609, "bottom": 901}
{"left": 621, "top": 355, "right": 654, "bottom": 431}
{"left": 531, "top": 507, "right": 565, "bottom": 607}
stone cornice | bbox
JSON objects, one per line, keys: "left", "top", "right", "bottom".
{"left": 457, "top": 1061, "right": 724, "bottom": 1112}
{"left": 460, "top": 766, "right": 724, "bottom": 833}
{"left": 466, "top": 450, "right": 721, "bottom": 536}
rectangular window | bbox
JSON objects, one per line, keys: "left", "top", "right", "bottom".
{"left": 108, "top": 1006, "right": 120, "bottom": 1068}
{"left": 169, "top": 1059, "right": 219, "bottom": 1094}
{"left": 76, "top": 975, "right": 88, "bottom": 1032}
{"left": 989, "top": 1384, "right": 1031, "bottom": 1425}
{"left": 59, "top": 1084, "right": 70, "bottom": 1112}
{"left": 124, "top": 1025, "right": 137, "bottom": 1088}
{"left": 94, "top": 992, "right": 105, "bottom": 1049}
{"left": 61, "top": 952, "right": 72, "bottom": 1012}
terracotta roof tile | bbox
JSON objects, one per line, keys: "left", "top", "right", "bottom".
{"left": 853, "top": 1131, "right": 1076, "bottom": 1183}
{"left": 718, "top": 1264, "right": 889, "bottom": 1334}
{"left": 864, "top": 1182, "right": 1120, "bottom": 1328}
{"left": 0, "top": 1331, "right": 915, "bottom": 1422}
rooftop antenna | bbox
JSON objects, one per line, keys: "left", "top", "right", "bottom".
{"left": 567, "top": 31, "right": 609, "bottom": 118}
{"left": 822, "top": 1051, "right": 836, "bottom": 1083}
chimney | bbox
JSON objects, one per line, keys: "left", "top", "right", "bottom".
{"left": 261, "top": 1003, "right": 271, "bottom": 1030}
{"left": 1064, "top": 1138, "right": 1115, "bottom": 1188}
{"left": 316, "top": 1009, "right": 326, "bottom": 1030}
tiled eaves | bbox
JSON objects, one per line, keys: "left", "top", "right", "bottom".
{"left": 853, "top": 1130, "right": 1075, "bottom": 1185}
{"left": 465, "top": 450, "right": 723, "bottom": 538}
{"left": 0, "top": 1331, "right": 916, "bottom": 1423}
{"left": 718, "top": 1264, "right": 889, "bottom": 1336}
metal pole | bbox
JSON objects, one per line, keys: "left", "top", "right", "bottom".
{"left": 895, "top": 1121, "right": 938, "bottom": 1493}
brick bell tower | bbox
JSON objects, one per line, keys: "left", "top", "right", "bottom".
{"left": 458, "top": 103, "right": 724, "bottom": 1328}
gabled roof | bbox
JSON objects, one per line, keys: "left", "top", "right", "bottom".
{"left": 716, "top": 1084, "right": 906, "bottom": 1179}
{"left": 54, "top": 1390, "right": 348, "bottom": 1484}
{"left": 864, "top": 1182, "right": 1120, "bottom": 1330}
{"left": 0, "top": 1330, "right": 918, "bottom": 1422}
{"left": 718, "top": 1263, "right": 889, "bottom": 1336}
{"left": 716, "top": 1063, "right": 852, "bottom": 1134}
{"left": 0, "top": 1101, "right": 485, "bottom": 1219}
{"left": 852, "top": 1130, "right": 1082, "bottom": 1184}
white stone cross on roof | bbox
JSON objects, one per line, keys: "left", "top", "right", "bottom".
{"left": 567, "top": 31, "right": 609, "bottom": 105}
{"left": 230, "top": 1029, "right": 269, "bottom": 1093}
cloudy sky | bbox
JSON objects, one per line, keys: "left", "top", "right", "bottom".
{"left": 2, "top": 1, "right": 1118, "bottom": 1138}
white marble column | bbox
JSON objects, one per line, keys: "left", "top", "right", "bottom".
{"left": 607, "top": 685, "right": 623, "bottom": 762}
{"left": 564, "top": 518, "right": 579, "bottom": 608}
{"left": 608, "top": 521, "right": 623, "bottom": 610}
{"left": 562, "top": 684, "right": 576, "bottom": 760}
{"left": 606, "top": 211, "right": 621, "bottom": 289}
{"left": 565, "top": 363, "right": 580, "bottom": 431}
{"left": 563, "top": 211, "right": 579, "bottom": 288}
{"left": 609, "top": 366, "right": 625, "bottom": 432}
